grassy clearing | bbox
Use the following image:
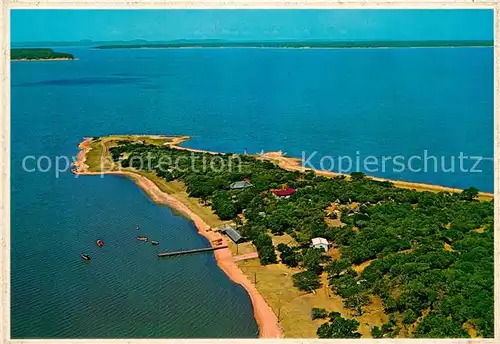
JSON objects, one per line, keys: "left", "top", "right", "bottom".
{"left": 271, "top": 233, "right": 298, "bottom": 247}
{"left": 237, "top": 259, "right": 387, "bottom": 338}
{"left": 86, "top": 140, "right": 104, "bottom": 172}
{"left": 352, "top": 258, "right": 375, "bottom": 274}
{"left": 227, "top": 240, "right": 257, "bottom": 256}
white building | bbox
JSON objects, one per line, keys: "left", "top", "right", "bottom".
{"left": 311, "top": 237, "right": 329, "bottom": 252}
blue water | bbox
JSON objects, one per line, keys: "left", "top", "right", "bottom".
{"left": 11, "top": 47, "right": 493, "bottom": 338}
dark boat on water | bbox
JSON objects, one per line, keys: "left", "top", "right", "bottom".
{"left": 151, "top": 241, "right": 159, "bottom": 246}
{"left": 137, "top": 236, "right": 148, "bottom": 242}
{"left": 80, "top": 253, "right": 91, "bottom": 261}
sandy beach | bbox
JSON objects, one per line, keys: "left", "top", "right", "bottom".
{"left": 73, "top": 137, "right": 283, "bottom": 338}
{"left": 257, "top": 151, "right": 494, "bottom": 201}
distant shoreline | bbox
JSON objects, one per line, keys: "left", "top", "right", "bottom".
{"left": 94, "top": 40, "right": 493, "bottom": 50}
{"left": 91, "top": 45, "right": 492, "bottom": 51}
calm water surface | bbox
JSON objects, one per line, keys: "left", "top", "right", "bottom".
{"left": 11, "top": 47, "right": 493, "bottom": 338}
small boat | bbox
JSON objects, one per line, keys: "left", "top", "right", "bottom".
{"left": 80, "top": 253, "right": 91, "bottom": 261}
{"left": 151, "top": 241, "right": 159, "bottom": 246}
{"left": 136, "top": 226, "right": 139, "bottom": 230}
{"left": 137, "top": 236, "right": 148, "bottom": 242}
{"left": 96, "top": 240, "right": 103, "bottom": 247}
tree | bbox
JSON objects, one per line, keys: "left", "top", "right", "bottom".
{"left": 292, "top": 271, "right": 321, "bottom": 292}
{"left": 371, "top": 326, "right": 383, "bottom": 338}
{"left": 317, "top": 312, "right": 361, "bottom": 338}
{"left": 350, "top": 172, "right": 366, "bottom": 180}
{"left": 414, "top": 314, "right": 470, "bottom": 338}
{"left": 402, "top": 309, "right": 419, "bottom": 324}
{"left": 460, "top": 186, "right": 479, "bottom": 201}
{"left": 253, "top": 233, "right": 277, "bottom": 265}
{"left": 311, "top": 308, "right": 328, "bottom": 319}
{"left": 326, "top": 259, "right": 350, "bottom": 279}
{"left": 302, "top": 247, "right": 329, "bottom": 274}
{"left": 344, "top": 294, "right": 370, "bottom": 315}
{"left": 277, "top": 243, "right": 301, "bottom": 267}
{"left": 211, "top": 192, "right": 237, "bottom": 220}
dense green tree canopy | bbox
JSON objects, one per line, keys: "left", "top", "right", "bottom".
{"left": 11, "top": 48, "right": 74, "bottom": 60}
{"left": 109, "top": 141, "right": 494, "bottom": 338}
{"left": 316, "top": 312, "right": 361, "bottom": 338}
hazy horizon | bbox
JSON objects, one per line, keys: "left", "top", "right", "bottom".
{"left": 11, "top": 9, "right": 493, "bottom": 43}
{"left": 12, "top": 37, "right": 494, "bottom": 44}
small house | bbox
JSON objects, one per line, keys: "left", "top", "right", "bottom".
{"left": 229, "top": 180, "right": 253, "bottom": 190}
{"left": 311, "top": 237, "right": 329, "bottom": 252}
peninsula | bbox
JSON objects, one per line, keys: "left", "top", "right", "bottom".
{"left": 11, "top": 48, "right": 75, "bottom": 61}
{"left": 74, "top": 135, "right": 494, "bottom": 339}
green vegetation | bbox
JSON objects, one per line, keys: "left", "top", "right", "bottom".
{"left": 95, "top": 40, "right": 493, "bottom": 49}
{"left": 107, "top": 140, "right": 493, "bottom": 338}
{"left": 317, "top": 312, "right": 361, "bottom": 338}
{"left": 277, "top": 243, "right": 301, "bottom": 267}
{"left": 11, "top": 48, "right": 75, "bottom": 60}
{"left": 311, "top": 307, "right": 328, "bottom": 320}
{"left": 292, "top": 270, "right": 321, "bottom": 292}
{"left": 371, "top": 326, "right": 383, "bottom": 338}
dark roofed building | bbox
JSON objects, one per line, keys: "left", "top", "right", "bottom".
{"left": 229, "top": 180, "right": 253, "bottom": 190}
{"left": 223, "top": 226, "right": 244, "bottom": 243}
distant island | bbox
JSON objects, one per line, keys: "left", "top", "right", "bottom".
{"left": 11, "top": 48, "right": 75, "bottom": 61}
{"left": 94, "top": 40, "right": 494, "bottom": 49}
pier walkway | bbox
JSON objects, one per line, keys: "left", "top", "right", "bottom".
{"left": 158, "top": 245, "right": 228, "bottom": 258}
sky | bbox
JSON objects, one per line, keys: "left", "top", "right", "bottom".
{"left": 11, "top": 9, "right": 493, "bottom": 43}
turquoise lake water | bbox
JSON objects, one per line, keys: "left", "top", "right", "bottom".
{"left": 11, "top": 47, "right": 493, "bottom": 338}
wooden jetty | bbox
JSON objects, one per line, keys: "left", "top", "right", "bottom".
{"left": 158, "top": 245, "right": 228, "bottom": 258}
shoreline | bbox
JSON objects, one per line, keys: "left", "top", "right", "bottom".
{"left": 11, "top": 58, "right": 77, "bottom": 62}
{"left": 117, "top": 136, "right": 492, "bottom": 198}
{"left": 94, "top": 46, "right": 492, "bottom": 51}
{"left": 257, "top": 151, "right": 494, "bottom": 201}
{"left": 152, "top": 138, "right": 493, "bottom": 200}
{"left": 73, "top": 137, "right": 283, "bottom": 339}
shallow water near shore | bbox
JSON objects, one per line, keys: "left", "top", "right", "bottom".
{"left": 11, "top": 47, "right": 493, "bottom": 338}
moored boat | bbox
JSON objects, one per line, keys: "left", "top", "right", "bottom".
{"left": 96, "top": 239, "right": 103, "bottom": 247}
{"left": 151, "top": 241, "right": 159, "bottom": 246}
{"left": 137, "top": 236, "right": 148, "bottom": 242}
{"left": 80, "top": 253, "right": 91, "bottom": 261}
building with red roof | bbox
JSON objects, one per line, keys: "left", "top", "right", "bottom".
{"left": 270, "top": 184, "right": 296, "bottom": 197}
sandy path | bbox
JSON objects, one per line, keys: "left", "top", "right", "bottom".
{"left": 73, "top": 138, "right": 283, "bottom": 338}
{"left": 233, "top": 252, "right": 259, "bottom": 262}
